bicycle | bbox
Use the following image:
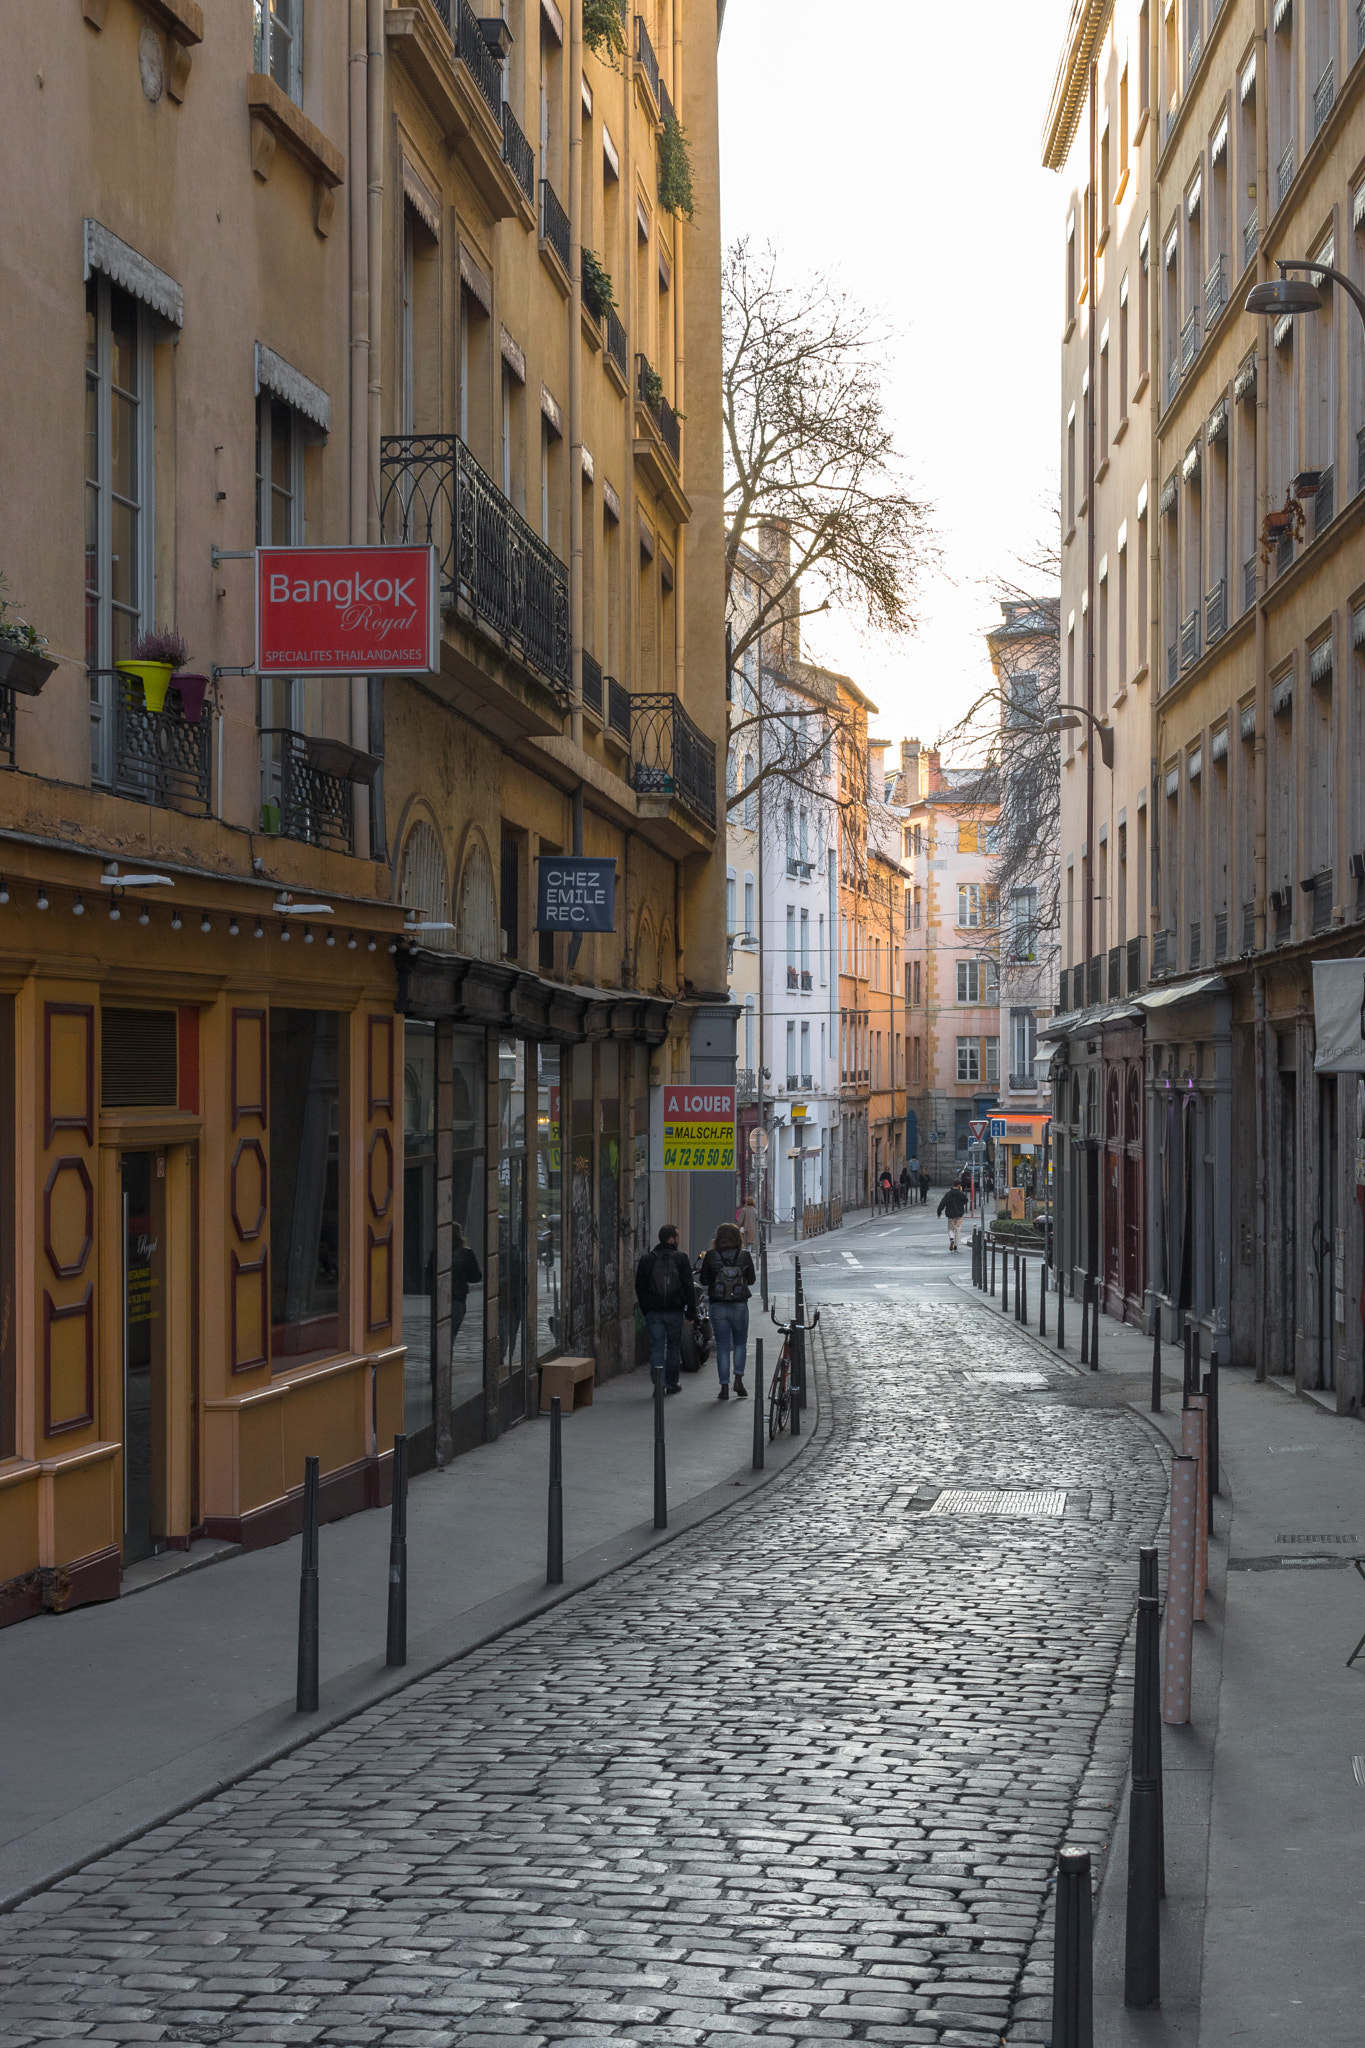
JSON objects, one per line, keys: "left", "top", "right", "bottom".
{"left": 766, "top": 1302, "right": 819, "bottom": 1440}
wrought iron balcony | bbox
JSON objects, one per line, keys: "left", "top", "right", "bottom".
{"left": 1180, "top": 308, "right": 1200, "bottom": 371}
{"left": 634, "top": 14, "right": 660, "bottom": 104}
{"left": 0, "top": 687, "right": 13, "bottom": 766}
{"left": 606, "top": 673, "right": 630, "bottom": 740}
{"left": 1167, "top": 358, "right": 1180, "bottom": 405}
{"left": 260, "top": 729, "right": 365, "bottom": 854}
{"left": 1167, "top": 642, "right": 1179, "bottom": 688}
{"left": 1152, "top": 928, "right": 1170, "bottom": 977}
{"left": 1058, "top": 966, "right": 1070, "bottom": 1011}
{"left": 630, "top": 690, "right": 717, "bottom": 827}
{"left": 1108, "top": 946, "right": 1121, "bottom": 999}
{"left": 786, "top": 1071, "right": 799, "bottom": 1090}
{"left": 1088, "top": 954, "right": 1102, "bottom": 1006}
{"left": 605, "top": 305, "right": 628, "bottom": 381}
{"left": 501, "top": 101, "right": 534, "bottom": 203}
{"left": 1313, "top": 59, "right": 1335, "bottom": 135}
{"left": 636, "top": 353, "right": 681, "bottom": 467}
{"left": 1243, "top": 557, "right": 1258, "bottom": 613}
{"left": 581, "top": 649, "right": 603, "bottom": 717}
{"left": 1204, "top": 254, "right": 1227, "bottom": 326}
{"left": 378, "top": 433, "right": 570, "bottom": 695}
{"left": 1214, "top": 910, "right": 1228, "bottom": 960}
{"left": 1188, "top": 26, "right": 1202, "bottom": 66}
{"left": 539, "top": 176, "right": 570, "bottom": 272}
{"left": 1243, "top": 211, "right": 1258, "bottom": 269}
{"left": 659, "top": 75, "right": 674, "bottom": 128}
{"left": 800, "top": 1072, "right": 813, "bottom": 1090}
{"left": 1205, "top": 578, "right": 1227, "bottom": 645}
{"left": 786, "top": 967, "right": 798, "bottom": 991}
{"left": 1277, "top": 140, "right": 1295, "bottom": 206}
{"left": 428, "top": 0, "right": 505, "bottom": 120}
{"left": 736, "top": 1067, "right": 757, "bottom": 1103}
{"left": 1180, "top": 610, "right": 1201, "bottom": 670}
{"left": 94, "top": 670, "right": 213, "bottom": 814}
{"left": 1314, "top": 464, "right": 1334, "bottom": 534}
{"left": 1275, "top": 529, "right": 1293, "bottom": 575}
{"left": 800, "top": 970, "right": 812, "bottom": 992}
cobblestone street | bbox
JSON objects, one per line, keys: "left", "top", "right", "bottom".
{"left": 0, "top": 1257, "right": 1169, "bottom": 2048}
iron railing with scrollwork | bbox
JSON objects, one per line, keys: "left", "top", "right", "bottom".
{"left": 1277, "top": 140, "right": 1295, "bottom": 205}
{"left": 0, "top": 687, "right": 13, "bottom": 767}
{"left": 636, "top": 353, "right": 680, "bottom": 466}
{"left": 1180, "top": 308, "right": 1200, "bottom": 371}
{"left": 1313, "top": 59, "right": 1335, "bottom": 134}
{"left": 606, "top": 674, "right": 630, "bottom": 740}
{"left": 581, "top": 649, "right": 603, "bottom": 717}
{"left": 635, "top": 14, "right": 659, "bottom": 102}
{"left": 455, "top": 0, "right": 502, "bottom": 120}
{"left": 1244, "top": 557, "right": 1258, "bottom": 612}
{"left": 659, "top": 75, "right": 674, "bottom": 128}
{"left": 1180, "top": 609, "right": 1201, "bottom": 669}
{"left": 93, "top": 670, "right": 212, "bottom": 813}
{"left": 539, "top": 176, "right": 569, "bottom": 271}
{"left": 378, "top": 433, "right": 571, "bottom": 695}
{"left": 1243, "top": 210, "right": 1258, "bottom": 269}
{"left": 502, "top": 101, "right": 534, "bottom": 202}
{"left": 1205, "top": 578, "right": 1227, "bottom": 644}
{"left": 629, "top": 691, "right": 716, "bottom": 827}
{"left": 605, "top": 305, "right": 628, "bottom": 380}
{"left": 1204, "top": 254, "right": 1227, "bottom": 325}
{"left": 260, "top": 729, "right": 354, "bottom": 854}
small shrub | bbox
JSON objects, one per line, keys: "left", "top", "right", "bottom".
{"left": 657, "top": 108, "right": 694, "bottom": 221}
{"left": 582, "top": 251, "right": 617, "bottom": 320}
{"left": 583, "top": 0, "right": 627, "bottom": 65}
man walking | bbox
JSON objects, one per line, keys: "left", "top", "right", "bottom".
{"left": 898, "top": 1163, "right": 912, "bottom": 1210}
{"left": 919, "top": 1168, "right": 930, "bottom": 1205}
{"left": 936, "top": 1179, "right": 968, "bottom": 1252}
{"left": 699, "top": 1223, "right": 756, "bottom": 1399}
{"left": 634, "top": 1223, "right": 697, "bottom": 1393}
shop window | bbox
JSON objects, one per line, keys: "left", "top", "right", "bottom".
{"left": 499, "top": 1035, "right": 529, "bottom": 1382}
{"left": 450, "top": 1034, "right": 487, "bottom": 1432}
{"left": 403, "top": 1021, "right": 436, "bottom": 1444}
{"left": 537, "top": 1045, "right": 563, "bottom": 1359}
{"left": 269, "top": 1010, "right": 341, "bottom": 1363}
{"left": 500, "top": 827, "right": 521, "bottom": 962}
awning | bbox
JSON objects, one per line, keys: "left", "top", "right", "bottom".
{"left": 1040, "top": 1001, "right": 1142, "bottom": 1042}
{"left": 1312, "top": 960, "right": 1365, "bottom": 1071}
{"left": 255, "top": 341, "right": 330, "bottom": 433}
{"left": 84, "top": 219, "right": 182, "bottom": 327}
{"left": 1135, "top": 974, "right": 1227, "bottom": 1012}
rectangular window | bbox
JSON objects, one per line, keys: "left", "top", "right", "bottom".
{"left": 451, "top": 1033, "right": 488, "bottom": 1413}
{"left": 786, "top": 1019, "right": 796, "bottom": 1083}
{"left": 913, "top": 1035, "right": 921, "bottom": 1083}
{"left": 1011, "top": 1008, "right": 1037, "bottom": 1082}
{"left": 270, "top": 1009, "right": 341, "bottom": 1364}
{"left": 786, "top": 904, "right": 796, "bottom": 969}
{"left": 956, "top": 1036, "right": 981, "bottom": 1083}
{"left": 800, "top": 908, "right": 810, "bottom": 973}
{"left": 957, "top": 821, "right": 980, "bottom": 854}
{"left": 956, "top": 959, "right": 997, "bottom": 1002}
{"left": 1139, "top": 228, "right": 1150, "bottom": 375}
{"left": 726, "top": 871, "right": 737, "bottom": 936}
{"left": 913, "top": 960, "right": 921, "bottom": 1005}
{"left": 254, "top": 0, "right": 302, "bottom": 103}
{"left": 800, "top": 1020, "right": 810, "bottom": 1082}
{"left": 744, "top": 875, "right": 755, "bottom": 937}
{"left": 985, "top": 1036, "right": 1000, "bottom": 1087}
{"left": 86, "top": 275, "right": 152, "bottom": 783}
{"left": 818, "top": 912, "right": 826, "bottom": 983}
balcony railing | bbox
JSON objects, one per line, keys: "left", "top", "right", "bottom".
{"left": 501, "top": 101, "right": 534, "bottom": 203}
{"left": 539, "top": 176, "right": 570, "bottom": 272}
{"left": 1167, "top": 358, "right": 1180, "bottom": 404}
{"left": 1180, "top": 609, "right": 1201, "bottom": 670}
{"left": 1167, "top": 642, "right": 1179, "bottom": 688}
{"left": 1188, "top": 26, "right": 1202, "bottom": 66}
{"left": 800, "top": 970, "right": 813, "bottom": 992}
{"left": 260, "top": 729, "right": 356, "bottom": 854}
{"left": 1205, "top": 254, "right": 1228, "bottom": 326}
{"left": 1243, "top": 557, "right": 1258, "bottom": 613}
{"left": 1152, "top": 928, "right": 1170, "bottom": 977}
{"left": 629, "top": 691, "right": 717, "bottom": 827}
{"left": 636, "top": 353, "right": 681, "bottom": 466}
{"left": 1276, "top": 529, "right": 1294, "bottom": 576}
{"left": 1205, "top": 578, "right": 1227, "bottom": 645}
{"left": 434, "top": 0, "right": 502, "bottom": 122}
{"left": 1058, "top": 967, "right": 1070, "bottom": 1011}
{"left": 736, "top": 1068, "right": 757, "bottom": 1103}
{"left": 800, "top": 1071, "right": 813, "bottom": 1091}
{"left": 1243, "top": 211, "right": 1258, "bottom": 269}
{"left": 1088, "top": 954, "right": 1103, "bottom": 1006}
{"left": 786, "top": 1071, "right": 799, "bottom": 1090}
{"left": 1277, "top": 140, "right": 1295, "bottom": 206}
{"left": 1214, "top": 910, "right": 1229, "bottom": 960}
{"left": 786, "top": 856, "right": 813, "bottom": 879}
{"left": 786, "top": 967, "right": 798, "bottom": 991}
{"left": 93, "top": 670, "right": 213, "bottom": 814}
{"left": 379, "top": 433, "right": 570, "bottom": 694}
{"left": 1180, "top": 308, "right": 1200, "bottom": 371}
{"left": 1314, "top": 465, "right": 1334, "bottom": 534}
{"left": 1188, "top": 921, "right": 1202, "bottom": 971}
{"left": 1313, "top": 59, "right": 1335, "bottom": 135}
{"left": 581, "top": 648, "right": 603, "bottom": 717}
{"left": 1126, "top": 935, "right": 1144, "bottom": 994}
{"left": 606, "top": 673, "right": 630, "bottom": 740}
{"left": 634, "top": 14, "right": 660, "bottom": 103}
{"left": 605, "top": 304, "right": 628, "bottom": 381}
{"left": 1310, "top": 871, "right": 1334, "bottom": 932}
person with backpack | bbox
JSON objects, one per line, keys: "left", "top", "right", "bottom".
{"left": 936, "top": 1180, "right": 969, "bottom": 1251}
{"left": 898, "top": 1164, "right": 912, "bottom": 1208}
{"left": 634, "top": 1223, "right": 697, "bottom": 1393}
{"left": 878, "top": 1167, "right": 895, "bottom": 1213}
{"left": 698, "top": 1222, "right": 756, "bottom": 1400}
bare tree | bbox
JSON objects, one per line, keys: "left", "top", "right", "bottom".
{"left": 722, "top": 240, "right": 934, "bottom": 818}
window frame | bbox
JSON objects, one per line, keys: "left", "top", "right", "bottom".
{"left": 255, "top": 0, "right": 304, "bottom": 105}
{"left": 86, "top": 274, "right": 154, "bottom": 786}
{"left": 956, "top": 1036, "right": 981, "bottom": 1084}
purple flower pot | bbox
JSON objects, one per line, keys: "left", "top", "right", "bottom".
{"left": 172, "top": 671, "right": 209, "bottom": 721}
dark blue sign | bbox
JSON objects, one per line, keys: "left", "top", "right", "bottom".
{"left": 536, "top": 856, "right": 617, "bottom": 932}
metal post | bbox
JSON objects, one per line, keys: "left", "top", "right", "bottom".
{"left": 751, "top": 1337, "right": 765, "bottom": 1471}
{"left": 652, "top": 1372, "right": 667, "bottom": 1529}
{"left": 1039, "top": 1252, "right": 1047, "bottom": 1338}
{"left": 1090, "top": 1274, "right": 1099, "bottom": 1370}
{"left": 990, "top": 1237, "right": 997, "bottom": 1295}
{"left": 790, "top": 1314, "right": 803, "bottom": 1438}
{"left": 296, "top": 1454, "right": 319, "bottom": 1714}
{"left": 1079, "top": 1274, "right": 1090, "bottom": 1365}
{"left": 1151, "top": 1299, "right": 1163, "bottom": 1412}
{"left": 1139, "top": 1544, "right": 1166, "bottom": 1895}
{"left": 1001, "top": 1243, "right": 1010, "bottom": 1314}
{"left": 1163, "top": 1454, "right": 1198, "bottom": 1725}
{"left": 1204, "top": 1350, "right": 1220, "bottom": 1499}
{"left": 547, "top": 1395, "right": 564, "bottom": 1582}
{"left": 760, "top": 1223, "right": 768, "bottom": 1312}
{"left": 1050, "top": 1846, "right": 1094, "bottom": 2048}
{"left": 1020, "top": 1255, "right": 1028, "bottom": 1326}
{"left": 385, "top": 1433, "right": 408, "bottom": 1668}
{"left": 1056, "top": 1258, "right": 1066, "bottom": 1349}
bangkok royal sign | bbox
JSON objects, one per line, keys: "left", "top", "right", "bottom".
{"left": 256, "top": 544, "right": 439, "bottom": 674}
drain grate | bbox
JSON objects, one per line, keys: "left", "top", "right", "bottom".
{"left": 928, "top": 1488, "right": 1067, "bottom": 1517}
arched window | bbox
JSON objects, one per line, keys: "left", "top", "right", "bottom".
{"left": 455, "top": 838, "right": 499, "bottom": 961}
{"left": 398, "top": 819, "right": 453, "bottom": 951}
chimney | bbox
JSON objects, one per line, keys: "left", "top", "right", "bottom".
{"left": 925, "top": 748, "right": 943, "bottom": 791}
{"left": 756, "top": 518, "right": 798, "bottom": 667}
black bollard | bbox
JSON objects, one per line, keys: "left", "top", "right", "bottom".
{"left": 990, "top": 1238, "right": 997, "bottom": 1296}
{"left": 1050, "top": 1846, "right": 1094, "bottom": 2048}
{"left": 972, "top": 1229, "right": 979, "bottom": 1287}
{"left": 1139, "top": 1545, "right": 1166, "bottom": 1897}
{"left": 1124, "top": 1550, "right": 1163, "bottom": 2007}
{"left": 1090, "top": 1276, "right": 1099, "bottom": 1371}
{"left": 1020, "top": 1256, "right": 1028, "bottom": 1326}
{"left": 1151, "top": 1301, "right": 1163, "bottom": 1413}
{"left": 790, "top": 1316, "right": 803, "bottom": 1439}
{"left": 1079, "top": 1276, "right": 1090, "bottom": 1366}
{"left": 751, "top": 1338, "right": 765, "bottom": 1472}
{"left": 652, "top": 1373, "right": 667, "bottom": 1530}
{"left": 760, "top": 1228, "right": 769, "bottom": 1312}
{"left": 296, "top": 1454, "right": 319, "bottom": 1714}
{"left": 385, "top": 1433, "right": 408, "bottom": 1668}
{"left": 547, "top": 1395, "right": 564, "bottom": 1582}
{"left": 1001, "top": 1245, "right": 1010, "bottom": 1315}
{"left": 1056, "top": 1262, "right": 1066, "bottom": 1350}
{"left": 1205, "top": 1349, "right": 1220, "bottom": 1498}
{"left": 1039, "top": 1255, "right": 1047, "bottom": 1339}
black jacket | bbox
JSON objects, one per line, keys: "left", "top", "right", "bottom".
{"left": 634, "top": 1244, "right": 698, "bottom": 1317}
{"left": 937, "top": 1187, "right": 968, "bottom": 1220}
{"left": 698, "top": 1246, "right": 756, "bottom": 1303}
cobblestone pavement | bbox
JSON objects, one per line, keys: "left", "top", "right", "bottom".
{"left": 0, "top": 1293, "right": 1167, "bottom": 2048}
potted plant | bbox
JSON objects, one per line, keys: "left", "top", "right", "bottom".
{"left": 0, "top": 576, "right": 58, "bottom": 695}
{"left": 117, "top": 626, "right": 189, "bottom": 715}
{"left": 582, "top": 250, "right": 617, "bottom": 323}
{"left": 172, "top": 671, "right": 210, "bottom": 721}
{"left": 657, "top": 106, "right": 695, "bottom": 220}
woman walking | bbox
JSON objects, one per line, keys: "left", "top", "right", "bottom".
{"left": 699, "top": 1222, "right": 756, "bottom": 1400}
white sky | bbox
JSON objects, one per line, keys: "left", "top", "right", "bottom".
{"left": 717, "top": 0, "right": 1072, "bottom": 758}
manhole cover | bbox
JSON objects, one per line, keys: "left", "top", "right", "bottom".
{"left": 929, "top": 1488, "right": 1067, "bottom": 1517}
{"left": 971, "top": 1371, "right": 1050, "bottom": 1389}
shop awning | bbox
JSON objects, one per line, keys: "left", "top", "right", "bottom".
{"left": 1039, "top": 1001, "right": 1143, "bottom": 1042}
{"left": 1312, "top": 959, "right": 1365, "bottom": 1072}
{"left": 1134, "top": 974, "right": 1226, "bottom": 1012}
{"left": 990, "top": 1112, "right": 1052, "bottom": 1141}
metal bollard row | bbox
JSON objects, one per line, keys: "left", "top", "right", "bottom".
{"left": 1050, "top": 1846, "right": 1094, "bottom": 2048}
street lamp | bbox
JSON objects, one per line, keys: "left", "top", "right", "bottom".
{"left": 1245, "top": 259, "right": 1365, "bottom": 334}
{"left": 1045, "top": 705, "right": 1114, "bottom": 770}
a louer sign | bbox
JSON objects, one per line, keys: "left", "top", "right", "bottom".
{"left": 256, "top": 544, "right": 440, "bottom": 674}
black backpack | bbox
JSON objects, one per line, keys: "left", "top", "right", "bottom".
{"left": 650, "top": 1246, "right": 683, "bottom": 1310}
{"left": 711, "top": 1249, "right": 748, "bottom": 1303}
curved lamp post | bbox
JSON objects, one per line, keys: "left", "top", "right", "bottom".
{"left": 1045, "top": 704, "right": 1115, "bottom": 769}
{"left": 1245, "top": 260, "right": 1365, "bottom": 332}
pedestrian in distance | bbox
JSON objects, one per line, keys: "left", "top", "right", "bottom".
{"left": 937, "top": 1180, "right": 968, "bottom": 1252}
{"left": 634, "top": 1224, "right": 697, "bottom": 1394}
{"left": 898, "top": 1164, "right": 912, "bottom": 1209}
{"left": 449, "top": 1221, "right": 482, "bottom": 1346}
{"left": 879, "top": 1167, "right": 895, "bottom": 1214}
{"left": 736, "top": 1193, "right": 759, "bottom": 1252}
{"left": 919, "top": 1168, "right": 930, "bottom": 1205}
{"left": 698, "top": 1223, "right": 756, "bottom": 1400}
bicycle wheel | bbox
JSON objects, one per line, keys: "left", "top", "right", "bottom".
{"left": 768, "top": 1350, "right": 791, "bottom": 1440}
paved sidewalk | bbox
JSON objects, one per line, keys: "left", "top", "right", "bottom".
{"left": 0, "top": 1355, "right": 812, "bottom": 1912}
{"left": 954, "top": 1260, "right": 1365, "bottom": 2046}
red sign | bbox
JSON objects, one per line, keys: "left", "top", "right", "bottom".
{"left": 663, "top": 1087, "right": 737, "bottom": 1121}
{"left": 255, "top": 545, "right": 439, "bottom": 674}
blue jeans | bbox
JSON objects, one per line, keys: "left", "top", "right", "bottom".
{"left": 646, "top": 1310, "right": 685, "bottom": 1388}
{"left": 710, "top": 1299, "right": 749, "bottom": 1382}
